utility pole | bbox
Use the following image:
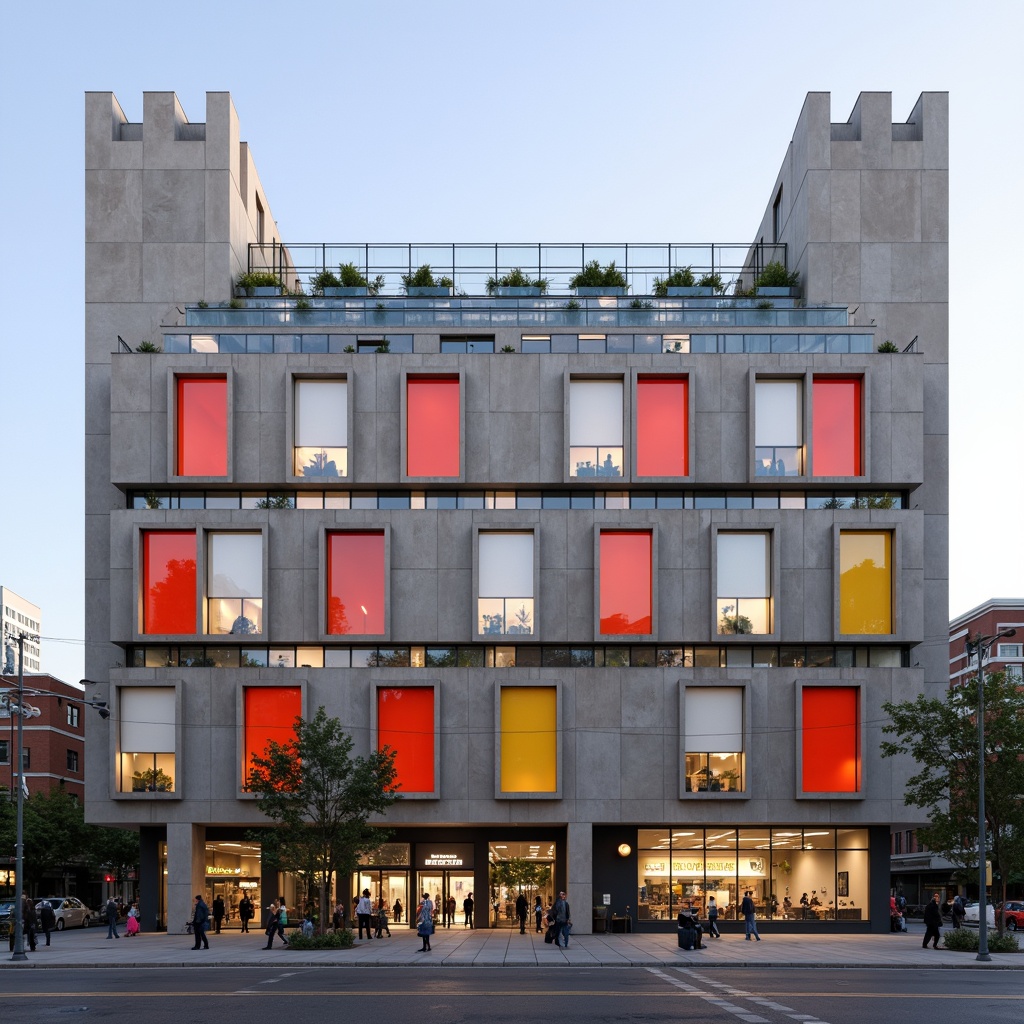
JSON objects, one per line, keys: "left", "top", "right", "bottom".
{"left": 11, "top": 633, "right": 27, "bottom": 961}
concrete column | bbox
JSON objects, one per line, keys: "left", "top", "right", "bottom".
{"left": 166, "top": 821, "right": 205, "bottom": 933}
{"left": 138, "top": 826, "right": 161, "bottom": 932}
{"left": 567, "top": 821, "right": 593, "bottom": 934}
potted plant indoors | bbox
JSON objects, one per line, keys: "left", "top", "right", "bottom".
{"left": 570, "top": 260, "right": 628, "bottom": 296}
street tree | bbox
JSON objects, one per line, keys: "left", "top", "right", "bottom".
{"left": 22, "top": 785, "right": 91, "bottom": 891}
{"left": 882, "top": 670, "right": 1024, "bottom": 933}
{"left": 246, "top": 706, "right": 398, "bottom": 932}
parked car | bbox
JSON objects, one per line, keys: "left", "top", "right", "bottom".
{"left": 0, "top": 901, "right": 15, "bottom": 937}
{"left": 997, "top": 901, "right": 1024, "bottom": 931}
{"left": 961, "top": 900, "right": 995, "bottom": 927}
{"left": 35, "top": 896, "right": 92, "bottom": 930}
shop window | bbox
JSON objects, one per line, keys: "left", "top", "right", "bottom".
{"left": 143, "top": 531, "right": 197, "bottom": 635}
{"left": 294, "top": 379, "right": 347, "bottom": 478}
{"left": 327, "top": 531, "right": 385, "bottom": 635}
{"left": 377, "top": 687, "right": 435, "bottom": 795}
{"left": 406, "top": 376, "right": 460, "bottom": 477}
{"left": 684, "top": 687, "right": 744, "bottom": 793}
{"left": 478, "top": 532, "right": 534, "bottom": 636}
{"left": 636, "top": 376, "right": 688, "bottom": 477}
{"left": 755, "top": 380, "right": 802, "bottom": 476}
{"left": 802, "top": 687, "right": 860, "bottom": 793}
{"left": 598, "top": 531, "right": 652, "bottom": 635}
{"left": 119, "top": 688, "right": 176, "bottom": 793}
{"left": 176, "top": 377, "right": 227, "bottom": 476}
{"left": 499, "top": 686, "right": 557, "bottom": 794}
{"left": 207, "top": 533, "right": 263, "bottom": 635}
{"left": 243, "top": 687, "right": 301, "bottom": 786}
{"left": 812, "top": 378, "right": 862, "bottom": 476}
{"left": 716, "top": 532, "right": 771, "bottom": 635}
{"left": 570, "top": 379, "right": 623, "bottom": 477}
{"left": 839, "top": 531, "right": 892, "bottom": 634}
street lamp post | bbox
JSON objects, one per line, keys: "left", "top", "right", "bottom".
{"left": 964, "top": 626, "right": 1016, "bottom": 962}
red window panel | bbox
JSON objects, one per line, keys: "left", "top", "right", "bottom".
{"left": 177, "top": 377, "right": 228, "bottom": 476}
{"left": 812, "top": 378, "right": 862, "bottom": 476}
{"left": 327, "top": 532, "right": 385, "bottom": 635}
{"left": 407, "top": 376, "right": 460, "bottom": 477}
{"left": 802, "top": 687, "right": 860, "bottom": 792}
{"left": 142, "top": 531, "right": 196, "bottom": 634}
{"left": 637, "top": 377, "right": 688, "bottom": 476}
{"left": 599, "top": 531, "right": 652, "bottom": 634}
{"left": 377, "top": 687, "right": 435, "bottom": 794}
{"left": 243, "top": 687, "right": 301, "bottom": 784}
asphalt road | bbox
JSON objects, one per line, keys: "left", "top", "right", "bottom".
{"left": 2, "top": 967, "right": 1021, "bottom": 1024}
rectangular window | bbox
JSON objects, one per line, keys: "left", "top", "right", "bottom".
{"left": 996, "top": 643, "right": 1023, "bottom": 659}
{"left": 684, "top": 687, "right": 744, "bottom": 793}
{"left": 893, "top": 831, "right": 902, "bottom": 854}
{"left": 22, "top": 748, "right": 30, "bottom": 770}
{"left": 243, "top": 687, "right": 301, "bottom": 786}
{"left": 478, "top": 532, "right": 534, "bottom": 636}
{"left": 812, "top": 378, "right": 862, "bottom": 476}
{"left": 0, "top": 740, "right": 8, "bottom": 764}
{"left": 66, "top": 749, "right": 79, "bottom": 773}
{"left": 772, "top": 186, "right": 783, "bottom": 242}
{"left": 636, "top": 376, "right": 688, "bottom": 477}
{"left": 119, "top": 688, "right": 176, "bottom": 793}
{"left": 327, "top": 531, "right": 385, "bottom": 635}
{"left": 143, "top": 531, "right": 197, "bottom": 635}
{"left": 717, "top": 532, "right": 771, "bottom": 635}
{"left": 294, "top": 379, "right": 347, "bottom": 478}
{"left": 599, "top": 531, "right": 652, "bottom": 635}
{"left": 802, "top": 687, "right": 860, "bottom": 793}
{"left": 755, "top": 380, "right": 802, "bottom": 476}
{"left": 407, "top": 376, "right": 460, "bottom": 477}
{"left": 499, "top": 686, "right": 557, "bottom": 793}
{"left": 176, "top": 377, "right": 227, "bottom": 476}
{"left": 377, "top": 687, "right": 435, "bottom": 794}
{"left": 570, "top": 379, "right": 623, "bottom": 477}
{"left": 839, "top": 531, "right": 892, "bottom": 634}
{"left": 207, "top": 533, "right": 263, "bottom": 635}
{"left": 67, "top": 705, "right": 80, "bottom": 728}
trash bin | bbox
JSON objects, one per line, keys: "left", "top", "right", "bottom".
{"left": 592, "top": 906, "right": 608, "bottom": 934}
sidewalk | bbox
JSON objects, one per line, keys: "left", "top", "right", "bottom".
{"left": 3, "top": 923, "right": 1020, "bottom": 969}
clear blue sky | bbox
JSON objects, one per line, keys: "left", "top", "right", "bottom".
{"left": 1, "top": 0, "right": 1021, "bottom": 685}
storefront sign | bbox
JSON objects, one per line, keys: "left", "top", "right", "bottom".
{"left": 238, "top": 881, "right": 259, "bottom": 889}
{"left": 641, "top": 857, "right": 766, "bottom": 878}
{"left": 417, "top": 844, "right": 474, "bottom": 870}
{"left": 205, "top": 866, "right": 242, "bottom": 876}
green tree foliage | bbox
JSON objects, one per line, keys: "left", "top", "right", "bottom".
{"left": 882, "top": 670, "right": 1024, "bottom": 934}
{"left": 246, "top": 707, "right": 399, "bottom": 934}
{"left": 652, "top": 267, "right": 696, "bottom": 296}
{"left": 569, "top": 260, "right": 628, "bottom": 290}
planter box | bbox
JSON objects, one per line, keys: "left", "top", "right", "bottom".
{"left": 494, "top": 286, "right": 543, "bottom": 297}
{"left": 756, "top": 286, "right": 796, "bottom": 297}
{"left": 575, "top": 286, "right": 625, "bottom": 296}
{"left": 667, "top": 286, "right": 714, "bottom": 296}
{"left": 406, "top": 286, "right": 453, "bottom": 297}
{"left": 245, "top": 286, "right": 281, "bottom": 297}
{"left": 322, "top": 286, "right": 368, "bottom": 297}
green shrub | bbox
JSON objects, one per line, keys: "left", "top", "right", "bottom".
{"left": 197, "top": 299, "right": 209, "bottom": 309}
{"left": 652, "top": 267, "right": 696, "bottom": 296}
{"left": 237, "top": 270, "right": 282, "bottom": 292}
{"left": 570, "top": 260, "right": 628, "bottom": 290}
{"left": 629, "top": 298, "right": 653, "bottom": 309}
{"left": 295, "top": 297, "right": 311, "bottom": 311}
{"left": 501, "top": 344, "right": 516, "bottom": 352}
{"left": 343, "top": 345, "right": 355, "bottom": 353}
{"left": 486, "top": 268, "right": 550, "bottom": 294}
{"left": 877, "top": 340, "right": 900, "bottom": 353}
{"left": 566, "top": 299, "right": 581, "bottom": 310}
{"left": 754, "top": 260, "right": 800, "bottom": 289}
{"left": 135, "top": 340, "right": 161, "bottom": 353}
{"left": 229, "top": 297, "right": 244, "bottom": 309}
{"left": 310, "top": 269, "right": 342, "bottom": 294}
{"left": 402, "top": 264, "right": 437, "bottom": 290}
{"left": 697, "top": 272, "right": 725, "bottom": 293}
{"left": 285, "top": 929, "right": 354, "bottom": 950}
{"left": 942, "top": 928, "right": 1019, "bottom": 953}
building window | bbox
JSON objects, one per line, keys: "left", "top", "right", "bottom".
{"left": 66, "top": 749, "right": 79, "bottom": 773}
{"left": 716, "top": 532, "right": 772, "bottom": 635}
{"left": 996, "top": 643, "right": 1023, "bottom": 659}
{"left": 243, "top": 687, "right": 301, "bottom": 787}
{"left": 176, "top": 377, "right": 228, "bottom": 476}
{"left": 143, "top": 531, "right": 197, "bottom": 635}
{"left": 1006, "top": 664, "right": 1024, "bottom": 682}
{"left": 893, "top": 831, "right": 903, "bottom": 854}
{"left": 684, "top": 687, "right": 744, "bottom": 793}
{"left": 755, "top": 380, "right": 802, "bottom": 476}
{"left": 478, "top": 532, "right": 534, "bottom": 636}
{"left": 772, "top": 186, "right": 783, "bottom": 242}
{"left": 839, "top": 531, "right": 892, "bottom": 634}
{"left": 570, "top": 379, "right": 623, "bottom": 478}
{"left": 801, "top": 687, "right": 860, "bottom": 793}
{"left": 636, "top": 376, "right": 688, "bottom": 477}
{"left": 67, "top": 704, "right": 80, "bottom": 728}
{"left": 119, "top": 688, "right": 175, "bottom": 793}
{"left": 377, "top": 687, "right": 435, "bottom": 795}
{"left": 499, "top": 686, "right": 557, "bottom": 794}
{"left": 207, "top": 533, "right": 263, "bottom": 635}
{"left": 326, "top": 531, "right": 385, "bottom": 635}
{"left": 22, "top": 748, "right": 30, "bottom": 770}
{"left": 406, "top": 376, "right": 460, "bottom": 477}
{"left": 294, "top": 379, "right": 347, "bottom": 478}
{"left": 0, "top": 739, "right": 8, "bottom": 764}
{"left": 812, "top": 378, "right": 862, "bottom": 476}
{"left": 599, "top": 531, "right": 652, "bottom": 635}
{"left": 255, "top": 194, "right": 265, "bottom": 247}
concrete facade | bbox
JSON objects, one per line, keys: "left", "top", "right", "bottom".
{"left": 85, "top": 91, "right": 948, "bottom": 936}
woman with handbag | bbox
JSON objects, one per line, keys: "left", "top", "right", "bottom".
{"left": 416, "top": 892, "right": 434, "bottom": 952}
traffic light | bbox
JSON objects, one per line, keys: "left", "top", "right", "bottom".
{"left": 104, "top": 874, "right": 113, "bottom": 883}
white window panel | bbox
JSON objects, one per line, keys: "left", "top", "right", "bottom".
{"left": 295, "top": 380, "right": 346, "bottom": 447}
{"left": 208, "top": 533, "right": 262, "bottom": 598}
{"left": 570, "top": 380, "right": 623, "bottom": 446}
{"left": 717, "top": 533, "right": 770, "bottom": 597}
{"left": 120, "top": 688, "right": 175, "bottom": 752}
{"left": 479, "top": 532, "right": 534, "bottom": 597}
{"left": 755, "top": 381, "right": 801, "bottom": 446}
{"left": 685, "top": 687, "right": 743, "bottom": 752}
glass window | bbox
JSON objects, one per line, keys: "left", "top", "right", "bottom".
{"left": 143, "top": 531, "right": 196, "bottom": 635}
{"left": 717, "top": 532, "right": 771, "bottom": 634}
{"left": 327, "top": 531, "right": 385, "bottom": 635}
{"left": 243, "top": 687, "right": 301, "bottom": 787}
{"left": 684, "top": 688, "right": 744, "bottom": 793}
{"left": 812, "top": 378, "right": 862, "bottom": 476}
{"left": 67, "top": 705, "right": 80, "bottom": 728}
{"left": 176, "top": 377, "right": 227, "bottom": 476}
{"left": 478, "top": 532, "right": 534, "bottom": 636}
{"left": 499, "top": 686, "right": 557, "bottom": 793}
{"left": 755, "top": 380, "right": 802, "bottom": 477}
{"left": 377, "top": 687, "right": 435, "bottom": 794}
{"left": 294, "top": 379, "right": 347, "bottom": 478}
{"left": 802, "top": 687, "right": 860, "bottom": 793}
{"left": 839, "top": 531, "right": 892, "bottom": 634}
{"left": 119, "top": 688, "right": 176, "bottom": 793}
{"left": 207, "top": 533, "right": 263, "bottom": 635}
{"left": 66, "top": 749, "right": 79, "bottom": 772}
{"left": 636, "top": 377, "right": 688, "bottom": 477}
{"left": 599, "top": 531, "right": 652, "bottom": 635}
{"left": 407, "top": 376, "right": 460, "bottom": 477}
{"left": 570, "top": 379, "right": 623, "bottom": 478}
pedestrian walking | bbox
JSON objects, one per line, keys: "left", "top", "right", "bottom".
{"left": 212, "top": 895, "right": 225, "bottom": 934}
{"left": 375, "top": 898, "right": 391, "bottom": 937}
{"left": 922, "top": 891, "right": 943, "bottom": 949}
{"left": 38, "top": 899, "right": 56, "bottom": 946}
{"left": 951, "top": 894, "right": 966, "bottom": 929}
{"left": 534, "top": 895, "right": 544, "bottom": 932}
{"left": 105, "top": 896, "right": 120, "bottom": 939}
{"left": 707, "top": 896, "right": 720, "bottom": 938}
{"left": 740, "top": 891, "right": 760, "bottom": 941}
{"left": 190, "top": 895, "right": 210, "bottom": 950}
{"left": 20, "top": 894, "right": 38, "bottom": 951}
{"left": 333, "top": 900, "right": 345, "bottom": 932}
{"left": 276, "top": 897, "right": 290, "bottom": 945}
{"left": 515, "top": 891, "right": 528, "bottom": 934}
{"left": 417, "top": 892, "right": 434, "bottom": 951}
{"left": 552, "top": 890, "right": 571, "bottom": 948}
{"left": 239, "top": 894, "right": 254, "bottom": 933}
{"left": 393, "top": 898, "right": 403, "bottom": 924}
{"left": 356, "top": 888, "right": 374, "bottom": 939}
{"left": 446, "top": 895, "right": 456, "bottom": 928}
{"left": 463, "top": 893, "right": 473, "bottom": 928}
{"left": 263, "top": 900, "right": 283, "bottom": 948}
{"left": 126, "top": 902, "right": 140, "bottom": 936}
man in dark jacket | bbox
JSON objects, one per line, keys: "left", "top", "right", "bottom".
{"left": 212, "top": 895, "right": 225, "bottom": 934}
{"left": 922, "top": 891, "right": 943, "bottom": 949}
{"left": 741, "top": 891, "right": 761, "bottom": 941}
{"left": 238, "top": 894, "right": 253, "bottom": 933}
{"left": 105, "top": 897, "right": 120, "bottom": 939}
{"left": 38, "top": 900, "right": 56, "bottom": 946}
{"left": 191, "top": 895, "right": 210, "bottom": 950}
{"left": 8, "top": 893, "right": 37, "bottom": 952}
{"left": 552, "top": 891, "right": 571, "bottom": 948}
{"left": 515, "top": 892, "right": 528, "bottom": 934}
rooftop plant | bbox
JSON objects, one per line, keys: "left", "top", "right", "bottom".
{"left": 486, "top": 268, "right": 550, "bottom": 294}
{"left": 877, "top": 340, "right": 899, "bottom": 353}
{"left": 753, "top": 260, "right": 800, "bottom": 289}
{"left": 237, "top": 270, "right": 282, "bottom": 291}
{"left": 401, "top": 264, "right": 439, "bottom": 290}
{"left": 135, "top": 340, "right": 161, "bottom": 352}
{"left": 697, "top": 272, "right": 725, "bottom": 293}
{"left": 309, "top": 269, "right": 342, "bottom": 294}
{"left": 652, "top": 267, "right": 696, "bottom": 296}
{"left": 570, "top": 260, "right": 628, "bottom": 291}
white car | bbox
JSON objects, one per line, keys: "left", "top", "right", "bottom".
{"left": 35, "top": 896, "right": 93, "bottom": 930}
{"left": 961, "top": 900, "right": 996, "bottom": 927}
